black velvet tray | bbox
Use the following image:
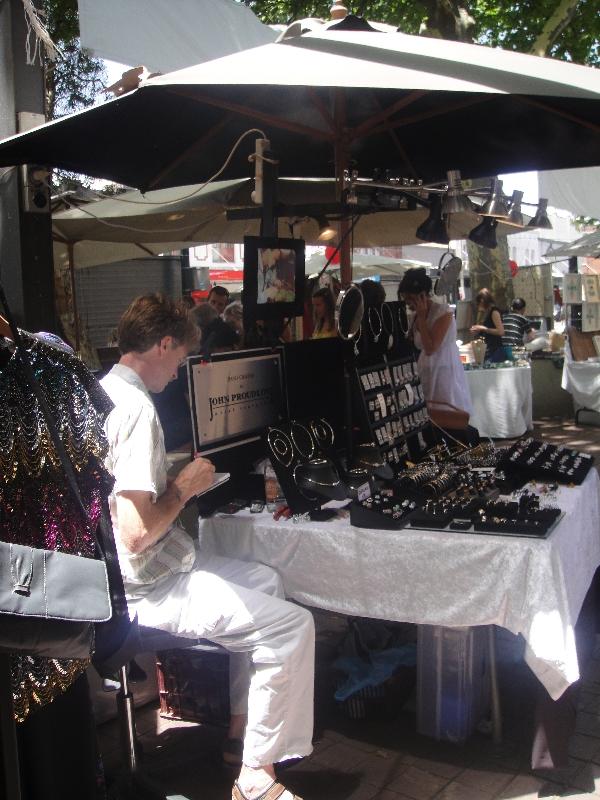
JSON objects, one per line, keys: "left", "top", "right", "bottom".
{"left": 349, "top": 501, "right": 415, "bottom": 530}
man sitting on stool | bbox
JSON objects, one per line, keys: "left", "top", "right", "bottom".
{"left": 100, "top": 293, "right": 314, "bottom": 800}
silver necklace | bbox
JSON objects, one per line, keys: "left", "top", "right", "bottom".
{"left": 381, "top": 303, "right": 394, "bottom": 350}
{"left": 367, "top": 307, "right": 382, "bottom": 343}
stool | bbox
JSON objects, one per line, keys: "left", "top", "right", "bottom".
{"left": 95, "top": 617, "right": 228, "bottom": 799}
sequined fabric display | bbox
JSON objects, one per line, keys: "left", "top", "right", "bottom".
{"left": 0, "top": 333, "right": 114, "bottom": 721}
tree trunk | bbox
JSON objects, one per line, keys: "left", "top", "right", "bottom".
{"left": 467, "top": 233, "right": 513, "bottom": 326}
{"left": 530, "top": 0, "right": 580, "bottom": 57}
{"left": 419, "top": 0, "right": 475, "bottom": 41}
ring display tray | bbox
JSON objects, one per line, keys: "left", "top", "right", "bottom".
{"left": 408, "top": 511, "right": 564, "bottom": 539}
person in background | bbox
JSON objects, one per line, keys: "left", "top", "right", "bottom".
{"left": 208, "top": 285, "right": 230, "bottom": 316}
{"left": 311, "top": 287, "right": 336, "bottom": 339}
{"left": 359, "top": 278, "right": 386, "bottom": 308}
{"left": 470, "top": 288, "right": 506, "bottom": 362}
{"left": 502, "top": 298, "right": 535, "bottom": 351}
{"left": 223, "top": 301, "right": 244, "bottom": 347}
{"left": 100, "top": 294, "right": 314, "bottom": 800}
{"left": 398, "top": 268, "right": 472, "bottom": 419}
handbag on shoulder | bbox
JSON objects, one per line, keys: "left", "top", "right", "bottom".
{"left": 0, "top": 285, "right": 113, "bottom": 659}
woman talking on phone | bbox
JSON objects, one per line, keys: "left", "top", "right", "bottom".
{"left": 398, "top": 267, "right": 472, "bottom": 422}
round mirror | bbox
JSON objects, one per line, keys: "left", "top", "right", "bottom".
{"left": 335, "top": 284, "right": 364, "bottom": 340}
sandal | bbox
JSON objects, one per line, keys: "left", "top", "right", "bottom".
{"left": 232, "top": 781, "right": 302, "bottom": 800}
{"left": 222, "top": 737, "right": 243, "bottom": 767}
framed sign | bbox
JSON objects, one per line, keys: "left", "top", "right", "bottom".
{"left": 187, "top": 349, "right": 283, "bottom": 456}
{"left": 243, "top": 236, "right": 305, "bottom": 319}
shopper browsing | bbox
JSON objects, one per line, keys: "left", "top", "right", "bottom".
{"left": 311, "top": 287, "right": 336, "bottom": 339}
{"left": 208, "top": 284, "right": 231, "bottom": 315}
{"left": 502, "top": 298, "right": 536, "bottom": 350}
{"left": 470, "top": 288, "right": 506, "bottom": 362}
{"left": 398, "top": 268, "right": 472, "bottom": 420}
{"left": 100, "top": 294, "right": 314, "bottom": 800}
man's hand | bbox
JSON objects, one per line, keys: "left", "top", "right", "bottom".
{"left": 173, "top": 456, "right": 216, "bottom": 505}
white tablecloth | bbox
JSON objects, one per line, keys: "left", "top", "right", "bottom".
{"left": 465, "top": 365, "right": 533, "bottom": 438}
{"left": 199, "top": 469, "right": 600, "bottom": 701}
{"left": 561, "top": 343, "right": 600, "bottom": 413}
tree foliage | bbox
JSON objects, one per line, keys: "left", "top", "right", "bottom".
{"left": 42, "top": 0, "right": 106, "bottom": 119}
{"left": 244, "top": 0, "right": 599, "bottom": 65}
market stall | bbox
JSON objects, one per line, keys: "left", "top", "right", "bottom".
{"left": 465, "top": 364, "right": 533, "bottom": 439}
{"left": 198, "top": 467, "right": 599, "bottom": 702}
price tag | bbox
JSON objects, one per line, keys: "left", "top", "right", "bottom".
{"left": 357, "top": 482, "right": 371, "bottom": 502}
{"left": 377, "top": 392, "right": 387, "bottom": 418}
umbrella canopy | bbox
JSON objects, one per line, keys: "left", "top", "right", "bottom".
{"left": 51, "top": 176, "right": 531, "bottom": 268}
{"left": 0, "top": 25, "right": 599, "bottom": 190}
{"left": 306, "top": 251, "right": 429, "bottom": 279}
{"left": 544, "top": 231, "right": 600, "bottom": 259}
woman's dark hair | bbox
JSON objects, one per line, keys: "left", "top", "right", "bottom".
{"left": 511, "top": 297, "right": 526, "bottom": 312}
{"left": 475, "top": 288, "right": 495, "bottom": 308}
{"left": 312, "top": 286, "right": 336, "bottom": 331}
{"left": 397, "top": 267, "right": 432, "bottom": 297}
{"left": 359, "top": 279, "right": 386, "bottom": 307}
{"left": 117, "top": 293, "right": 199, "bottom": 354}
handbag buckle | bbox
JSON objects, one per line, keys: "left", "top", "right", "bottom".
{"left": 10, "top": 544, "right": 34, "bottom": 596}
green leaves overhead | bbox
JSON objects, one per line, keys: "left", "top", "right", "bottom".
{"left": 245, "top": 0, "right": 598, "bottom": 65}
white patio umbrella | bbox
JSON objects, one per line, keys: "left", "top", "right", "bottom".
{"left": 0, "top": 23, "right": 598, "bottom": 192}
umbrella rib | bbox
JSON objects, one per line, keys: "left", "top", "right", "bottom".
{"left": 147, "top": 115, "right": 234, "bottom": 190}
{"left": 134, "top": 243, "right": 156, "bottom": 256}
{"left": 351, "top": 90, "right": 427, "bottom": 139}
{"left": 367, "top": 95, "right": 493, "bottom": 135}
{"left": 515, "top": 96, "right": 600, "bottom": 134}
{"left": 307, "top": 87, "right": 337, "bottom": 134}
{"left": 168, "top": 87, "right": 335, "bottom": 141}
{"left": 368, "top": 93, "right": 419, "bottom": 179}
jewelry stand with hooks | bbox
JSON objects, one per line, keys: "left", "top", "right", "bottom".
{"left": 265, "top": 416, "right": 346, "bottom": 515}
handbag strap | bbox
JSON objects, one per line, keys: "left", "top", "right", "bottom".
{"left": 0, "top": 282, "right": 103, "bottom": 556}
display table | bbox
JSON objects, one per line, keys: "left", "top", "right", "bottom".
{"left": 199, "top": 469, "right": 600, "bottom": 701}
{"left": 465, "top": 365, "right": 533, "bottom": 438}
{"left": 561, "top": 343, "right": 600, "bottom": 416}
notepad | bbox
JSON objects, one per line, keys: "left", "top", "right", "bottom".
{"left": 196, "top": 472, "right": 230, "bottom": 496}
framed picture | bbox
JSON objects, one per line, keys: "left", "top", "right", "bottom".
{"left": 243, "top": 236, "right": 305, "bottom": 319}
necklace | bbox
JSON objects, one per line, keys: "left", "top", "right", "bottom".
{"left": 290, "top": 421, "right": 315, "bottom": 459}
{"left": 397, "top": 303, "right": 409, "bottom": 336}
{"left": 267, "top": 427, "right": 294, "bottom": 467}
{"left": 310, "top": 418, "right": 335, "bottom": 450}
{"left": 367, "top": 307, "right": 382, "bottom": 343}
{"left": 353, "top": 324, "right": 362, "bottom": 356}
{"left": 381, "top": 303, "right": 394, "bottom": 350}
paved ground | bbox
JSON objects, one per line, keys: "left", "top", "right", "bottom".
{"left": 98, "top": 415, "right": 600, "bottom": 800}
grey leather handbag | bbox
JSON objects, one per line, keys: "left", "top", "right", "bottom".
{"left": 0, "top": 542, "right": 112, "bottom": 659}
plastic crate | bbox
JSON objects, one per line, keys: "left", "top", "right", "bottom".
{"left": 416, "top": 625, "right": 490, "bottom": 744}
{"left": 156, "top": 648, "right": 230, "bottom": 726}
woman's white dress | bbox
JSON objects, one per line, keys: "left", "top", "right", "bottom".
{"left": 413, "top": 300, "right": 472, "bottom": 415}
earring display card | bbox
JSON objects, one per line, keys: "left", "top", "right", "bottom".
{"left": 355, "top": 356, "right": 431, "bottom": 472}
{"left": 582, "top": 275, "right": 600, "bottom": 304}
{"left": 582, "top": 302, "right": 600, "bottom": 332}
{"left": 563, "top": 274, "right": 582, "bottom": 305}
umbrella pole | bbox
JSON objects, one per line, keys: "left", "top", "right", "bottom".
{"left": 334, "top": 93, "right": 352, "bottom": 288}
{"left": 67, "top": 242, "right": 81, "bottom": 353}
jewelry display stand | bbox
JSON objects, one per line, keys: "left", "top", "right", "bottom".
{"left": 354, "top": 354, "right": 431, "bottom": 469}
{"left": 265, "top": 417, "right": 347, "bottom": 515}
